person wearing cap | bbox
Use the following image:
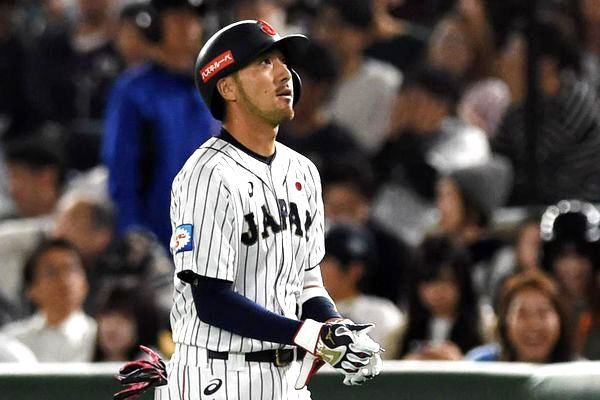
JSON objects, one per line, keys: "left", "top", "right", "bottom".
{"left": 102, "top": 0, "right": 219, "bottom": 251}
{"left": 435, "top": 156, "right": 514, "bottom": 308}
{"left": 321, "top": 223, "right": 405, "bottom": 358}
{"left": 114, "top": 19, "right": 383, "bottom": 400}
{"left": 538, "top": 200, "right": 600, "bottom": 359}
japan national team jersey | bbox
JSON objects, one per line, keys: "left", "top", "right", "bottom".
{"left": 169, "top": 131, "right": 325, "bottom": 353}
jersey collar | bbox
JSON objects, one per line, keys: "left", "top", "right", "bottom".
{"left": 217, "top": 127, "right": 276, "bottom": 165}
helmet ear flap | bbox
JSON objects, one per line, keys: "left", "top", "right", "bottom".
{"left": 291, "top": 68, "right": 302, "bottom": 106}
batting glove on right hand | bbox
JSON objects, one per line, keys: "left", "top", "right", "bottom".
{"left": 293, "top": 319, "right": 382, "bottom": 388}
{"left": 114, "top": 345, "right": 167, "bottom": 400}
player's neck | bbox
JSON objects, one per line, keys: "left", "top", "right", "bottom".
{"left": 223, "top": 116, "right": 278, "bottom": 158}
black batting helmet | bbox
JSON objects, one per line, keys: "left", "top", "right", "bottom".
{"left": 194, "top": 19, "right": 308, "bottom": 120}
{"left": 539, "top": 199, "right": 600, "bottom": 271}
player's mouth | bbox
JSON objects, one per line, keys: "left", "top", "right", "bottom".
{"left": 276, "top": 87, "right": 293, "bottom": 101}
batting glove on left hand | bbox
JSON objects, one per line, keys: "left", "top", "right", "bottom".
{"left": 114, "top": 345, "right": 168, "bottom": 400}
{"left": 293, "top": 319, "right": 382, "bottom": 388}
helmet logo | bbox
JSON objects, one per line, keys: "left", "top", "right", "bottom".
{"left": 258, "top": 19, "right": 277, "bottom": 36}
{"left": 200, "top": 50, "right": 235, "bottom": 83}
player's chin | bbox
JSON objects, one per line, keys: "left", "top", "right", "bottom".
{"left": 276, "top": 104, "right": 295, "bottom": 121}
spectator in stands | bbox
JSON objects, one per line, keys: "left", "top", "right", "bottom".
{"left": 321, "top": 223, "right": 405, "bottom": 358}
{"left": 0, "top": 0, "right": 42, "bottom": 141}
{"left": 52, "top": 194, "right": 173, "bottom": 315}
{"left": 370, "top": 66, "right": 489, "bottom": 245}
{"left": 436, "top": 156, "right": 514, "bottom": 306}
{"left": 115, "top": 2, "right": 158, "bottom": 68}
{"left": 493, "top": 19, "right": 600, "bottom": 204}
{"left": 364, "top": 0, "right": 428, "bottom": 73}
{"left": 513, "top": 217, "right": 543, "bottom": 273}
{"left": 576, "top": 261, "right": 600, "bottom": 359}
{"left": 93, "top": 281, "right": 161, "bottom": 362}
{"left": 102, "top": 0, "right": 218, "bottom": 251}
{"left": 227, "top": 0, "right": 292, "bottom": 35}
{"left": 427, "top": 4, "right": 512, "bottom": 137}
{"left": 399, "top": 235, "right": 491, "bottom": 360}
{"left": 374, "top": 66, "right": 489, "bottom": 200}
{"left": 27, "top": 0, "right": 122, "bottom": 125}
{"left": 25, "top": 0, "right": 123, "bottom": 169}
{"left": 0, "top": 239, "right": 96, "bottom": 362}
{"left": 539, "top": 200, "right": 599, "bottom": 351}
{"left": 4, "top": 132, "right": 66, "bottom": 219}
{"left": 313, "top": 0, "right": 402, "bottom": 154}
{"left": 278, "top": 40, "right": 362, "bottom": 170}
{"left": 322, "top": 157, "right": 412, "bottom": 304}
{"left": 467, "top": 271, "right": 576, "bottom": 362}
{"left": 570, "top": 0, "right": 600, "bottom": 92}
{"left": 427, "top": 11, "right": 492, "bottom": 85}
{"left": 0, "top": 132, "right": 66, "bottom": 315}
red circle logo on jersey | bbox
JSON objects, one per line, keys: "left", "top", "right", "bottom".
{"left": 295, "top": 182, "right": 302, "bottom": 191}
{"left": 258, "top": 19, "right": 277, "bottom": 36}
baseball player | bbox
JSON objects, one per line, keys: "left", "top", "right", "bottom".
{"left": 142, "top": 19, "right": 382, "bottom": 400}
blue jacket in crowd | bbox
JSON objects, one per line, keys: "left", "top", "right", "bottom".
{"left": 103, "top": 63, "right": 218, "bottom": 251}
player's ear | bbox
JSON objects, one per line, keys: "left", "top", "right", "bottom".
{"left": 216, "top": 76, "right": 237, "bottom": 102}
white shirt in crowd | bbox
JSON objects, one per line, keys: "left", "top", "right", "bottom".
{"left": 1, "top": 311, "right": 97, "bottom": 362}
{"left": 326, "top": 58, "right": 402, "bottom": 154}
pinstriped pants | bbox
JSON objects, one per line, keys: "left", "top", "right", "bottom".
{"left": 154, "top": 345, "right": 312, "bottom": 400}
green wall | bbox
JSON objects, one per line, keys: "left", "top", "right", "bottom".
{"left": 0, "top": 361, "right": 598, "bottom": 400}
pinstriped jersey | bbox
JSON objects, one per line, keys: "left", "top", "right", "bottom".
{"left": 169, "top": 134, "right": 325, "bottom": 353}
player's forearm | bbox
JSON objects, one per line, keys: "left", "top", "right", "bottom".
{"left": 301, "top": 296, "right": 341, "bottom": 322}
{"left": 190, "top": 275, "right": 301, "bottom": 345}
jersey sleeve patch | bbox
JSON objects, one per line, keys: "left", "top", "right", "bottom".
{"left": 172, "top": 224, "right": 194, "bottom": 254}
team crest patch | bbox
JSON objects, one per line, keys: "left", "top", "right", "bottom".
{"left": 172, "top": 224, "right": 193, "bottom": 254}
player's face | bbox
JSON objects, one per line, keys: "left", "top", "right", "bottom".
{"left": 506, "top": 288, "right": 560, "bottom": 363}
{"left": 233, "top": 49, "right": 294, "bottom": 125}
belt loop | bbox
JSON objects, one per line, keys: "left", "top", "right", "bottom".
{"left": 198, "top": 347, "right": 209, "bottom": 368}
{"left": 229, "top": 352, "right": 246, "bottom": 371}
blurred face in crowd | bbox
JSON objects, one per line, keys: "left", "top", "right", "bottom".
{"left": 116, "top": 19, "right": 150, "bottom": 67}
{"left": 497, "top": 33, "right": 526, "bottom": 101}
{"left": 321, "top": 256, "right": 360, "bottom": 301}
{"left": 411, "top": 88, "right": 450, "bottom": 134}
{"left": 436, "top": 178, "right": 466, "bottom": 234}
{"left": 313, "top": 6, "right": 368, "bottom": 60}
{"left": 53, "top": 199, "right": 112, "bottom": 261}
{"left": 506, "top": 287, "right": 560, "bottom": 363}
{"left": 97, "top": 311, "right": 137, "bottom": 360}
{"left": 552, "top": 250, "right": 593, "bottom": 300}
{"left": 222, "top": 49, "right": 294, "bottom": 126}
{"left": 418, "top": 266, "right": 460, "bottom": 318}
{"left": 324, "top": 183, "right": 370, "bottom": 225}
{"left": 78, "top": 0, "right": 111, "bottom": 24}
{"left": 161, "top": 9, "right": 203, "bottom": 59}
{"left": 428, "top": 17, "right": 474, "bottom": 78}
{"left": 580, "top": 0, "right": 600, "bottom": 22}
{"left": 6, "top": 163, "right": 58, "bottom": 217}
{"left": 516, "top": 222, "right": 541, "bottom": 271}
{"left": 234, "top": 0, "right": 285, "bottom": 26}
{"left": 28, "top": 247, "right": 88, "bottom": 319}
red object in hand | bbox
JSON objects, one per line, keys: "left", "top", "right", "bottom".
{"left": 114, "top": 345, "right": 167, "bottom": 400}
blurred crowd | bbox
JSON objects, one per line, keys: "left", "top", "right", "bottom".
{"left": 0, "top": 0, "right": 599, "bottom": 365}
